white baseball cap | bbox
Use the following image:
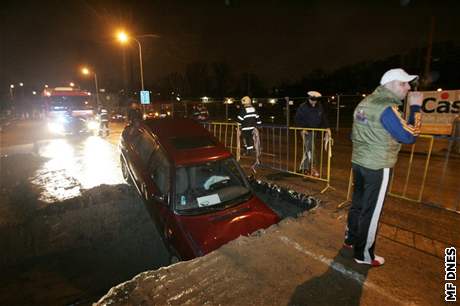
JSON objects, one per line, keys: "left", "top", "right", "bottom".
{"left": 380, "top": 68, "right": 418, "bottom": 85}
{"left": 307, "top": 91, "right": 322, "bottom": 98}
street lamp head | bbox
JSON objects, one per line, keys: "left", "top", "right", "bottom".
{"left": 117, "top": 31, "right": 129, "bottom": 44}
{"left": 10, "top": 84, "right": 14, "bottom": 88}
{"left": 19, "top": 82, "right": 24, "bottom": 87}
{"left": 69, "top": 82, "right": 75, "bottom": 87}
{"left": 81, "top": 67, "right": 90, "bottom": 75}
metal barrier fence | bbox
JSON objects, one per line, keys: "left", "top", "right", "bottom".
{"left": 342, "top": 134, "right": 460, "bottom": 213}
{"left": 202, "top": 122, "right": 240, "bottom": 160}
{"left": 204, "top": 121, "right": 459, "bottom": 211}
{"left": 203, "top": 122, "right": 333, "bottom": 193}
{"left": 258, "top": 126, "right": 333, "bottom": 193}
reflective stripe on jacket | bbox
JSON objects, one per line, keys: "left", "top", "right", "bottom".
{"left": 237, "top": 106, "right": 261, "bottom": 129}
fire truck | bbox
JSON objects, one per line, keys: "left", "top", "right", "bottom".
{"left": 43, "top": 87, "right": 99, "bottom": 135}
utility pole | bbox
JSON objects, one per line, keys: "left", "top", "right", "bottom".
{"left": 285, "top": 96, "right": 290, "bottom": 171}
{"left": 423, "top": 16, "right": 436, "bottom": 89}
{"left": 336, "top": 94, "right": 340, "bottom": 133}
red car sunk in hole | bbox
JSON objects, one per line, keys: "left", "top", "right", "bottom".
{"left": 119, "top": 118, "right": 280, "bottom": 263}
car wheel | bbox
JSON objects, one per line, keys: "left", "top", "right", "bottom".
{"left": 168, "top": 248, "right": 181, "bottom": 264}
{"left": 120, "top": 156, "right": 132, "bottom": 185}
{"left": 170, "top": 255, "right": 180, "bottom": 264}
{"left": 166, "top": 242, "right": 181, "bottom": 265}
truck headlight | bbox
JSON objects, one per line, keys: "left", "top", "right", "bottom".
{"left": 87, "top": 120, "right": 99, "bottom": 130}
{"left": 48, "top": 121, "right": 64, "bottom": 134}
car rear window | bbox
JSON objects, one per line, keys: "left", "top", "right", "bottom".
{"left": 170, "top": 136, "right": 216, "bottom": 150}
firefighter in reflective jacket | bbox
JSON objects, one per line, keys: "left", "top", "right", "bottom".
{"left": 97, "top": 108, "right": 110, "bottom": 136}
{"left": 237, "top": 96, "right": 261, "bottom": 155}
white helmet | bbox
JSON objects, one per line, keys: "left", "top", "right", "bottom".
{"left": 241, "top": 96, "right": 252, "bottom": 106}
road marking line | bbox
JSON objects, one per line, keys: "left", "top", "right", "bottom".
{"left": 279, "top": 235, "right": 409, "bottom": 305}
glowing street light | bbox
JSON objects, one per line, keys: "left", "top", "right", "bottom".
{"left": 69, "top": 82, "right": 75, "bottom": 87}
{"left": 117, "top": 30, "right": 145, "bottom": 91}
{"left": 81, "top": 67, "right": 100, "bottom": 107}
{"left": 19, "top": 82, "right": 24, "bottom": 87}
{"left": 9, "top": 84, "right": 14, "bottom": 100}
{"left": 117, "top": 31, "right": 128, "bottom": 43}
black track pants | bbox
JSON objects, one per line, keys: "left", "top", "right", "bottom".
{"left": 345, "top": 163, "right": 390, "bottom": 262}
{"left": 242, "top": 129, "right": 254, "bottom": 150}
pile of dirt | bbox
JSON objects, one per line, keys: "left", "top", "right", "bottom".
{"left": 96, "top": 207, "right": 443, "bottom": 306}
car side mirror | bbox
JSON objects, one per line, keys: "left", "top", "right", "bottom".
{"left": 153, "top": 194, "right": 165, "bottom": 202}
{"left": 152, "top": 193, "right": 169, "bottom": 205}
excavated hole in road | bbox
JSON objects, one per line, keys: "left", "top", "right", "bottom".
{"left": 0, "top": 153, "right": 319, "bottom": 305}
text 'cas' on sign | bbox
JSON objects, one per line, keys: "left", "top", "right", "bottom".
{"left": 406, "top": 90, "right": 460, "bottom": 135}
{"left": 140, "top": 90, "right": 150, "bottom": 105}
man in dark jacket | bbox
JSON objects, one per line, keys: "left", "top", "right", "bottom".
{"left": 294, "top": 91, "right": 330, "bottom": 176}
{"left": 127, "top": 102, "right": 142, "bottom": 124}
{"left": 127, "top": 102, "right": 142, "bottom": 135}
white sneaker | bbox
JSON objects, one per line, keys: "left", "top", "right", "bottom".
{"left": 354, "top": 255, "right": 385, "bottom": 267}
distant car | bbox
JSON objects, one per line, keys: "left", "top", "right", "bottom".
{"left": 143, "top": 110, "right": 171, "bottom": 120}
{"left": 119, "top": 118, "right": 280, "bottom": 262}
{"left": 110, "top": 112, "right": 126, "bottom": 122}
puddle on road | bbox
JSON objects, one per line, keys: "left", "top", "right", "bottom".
{"left": 30, "top": 136, "right": 124, "bottom": 202}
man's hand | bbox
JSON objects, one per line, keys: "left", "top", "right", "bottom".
{"left": 408, "top": 91, "right": 423, "bottom": 106}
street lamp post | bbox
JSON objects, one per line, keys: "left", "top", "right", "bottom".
{"left": 94, "top": 72, "right": 100, "bottom": 107}
{"left": 135, "top": 38, "right": 144, "bottom": 91}
{"left": 81, "top": 67, "right": 100, "bottom": 108}
{"left": 9, "top": 84, "right": 14, "bottom": 100}
{"left": 117, "top": 32, "right": 145, "bottom": 91}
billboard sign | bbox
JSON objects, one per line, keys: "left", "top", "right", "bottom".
{"left": 407, "top": 90, "right": 460, "bottom": 135}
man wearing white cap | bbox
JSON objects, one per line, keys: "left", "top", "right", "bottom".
{"left": 344, "top": 68, "right": 423, "bottom": 267}
{"left": 294, "top": 91, "right": 330, "bottom": 177}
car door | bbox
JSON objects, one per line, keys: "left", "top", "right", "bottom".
{"left": 130, "top": 130, "right": 156, "bottom": 193}
{"left": 120, "top": 128, "right": 141, "bottom": 184}
{"left": 144, "top": 142, "right": 172, "bottom": 238}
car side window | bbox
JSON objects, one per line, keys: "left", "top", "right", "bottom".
{"left": 149, "top": 144, "right": 170, "bottom": 197}
{"left": 135, "top": 132, "right": 157, "bottom": 165}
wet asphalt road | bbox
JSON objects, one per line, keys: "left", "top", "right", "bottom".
{"left": 1, "top": 120, "right": 170, "bottom": 305}
{"left": 1, "top": 120, "right": 125, "bottom": 202}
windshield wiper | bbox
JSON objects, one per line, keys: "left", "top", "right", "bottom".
{"left": 176, "top": 193, "right": 252, "bottom": 215}
{"left": 220, "top": 191, "right": 252, "bottom": 207}
{"left": 176, "top": 205, "right": 223, "bottom": 215}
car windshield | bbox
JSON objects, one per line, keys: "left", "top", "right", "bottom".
{"left": 175, "top": 157, "right": 251, "bottom": 213}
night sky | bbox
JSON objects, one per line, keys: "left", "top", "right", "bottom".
{"left": 1, "top": 0, "right": 459, "bottom": 93}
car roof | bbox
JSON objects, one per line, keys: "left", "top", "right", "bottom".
{"left": 143, "top": 118, "right": 232, "bottom": 166}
